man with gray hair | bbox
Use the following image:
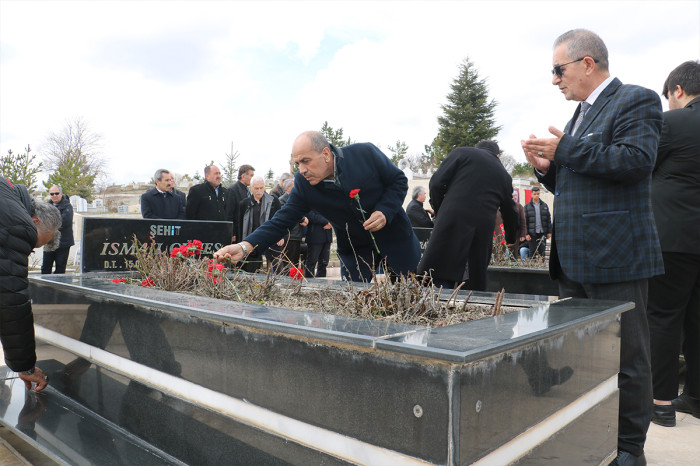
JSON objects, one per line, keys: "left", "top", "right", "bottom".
{"left": 141, "top": 169, "right": 186, "bottom": 219}
{"left": 42, "top": 184, "right": 75, "bottom": 274}
{"left": 521, "top": 29, "right": 663, "bottom": 465}
{"left": 236, "top": 176, "right": 282, "bottom": 273}
{"left": 406, "top": 186, "right": 433, "bottom": 228}
{"left": 270, "top": 172, "right": 292, "bottom": 199}
{"left": 1, "top": 178, "right": 61, "bottom": 392}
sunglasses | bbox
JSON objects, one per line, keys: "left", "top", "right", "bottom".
{"left": 49, "top": 192, "right": 61, "bottom": 196}
{"left": 551, "top": 57, "right": 599, "bottom": 78}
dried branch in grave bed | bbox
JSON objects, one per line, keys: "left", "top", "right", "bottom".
{"left": 125, "top": 238, "right": 521, "bottom": 327}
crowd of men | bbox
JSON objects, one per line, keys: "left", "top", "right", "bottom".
{"left": 1, "top": 27, "right": 697, "bottom": 465}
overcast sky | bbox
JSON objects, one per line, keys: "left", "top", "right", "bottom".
{"left": 1, "top": 0, "right": 698, "bottom": 186}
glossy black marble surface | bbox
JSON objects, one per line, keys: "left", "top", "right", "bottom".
{"left": 18, "top": 274, "right": 628, "bottom": 464}
{"left": 82, "top": 217, "right": 233, "bottom": 272}
{"left": 486, "top": 265, "right": 560, "bottom": 296}
{"left": 0, "top": 362, "right": 348, "bottom": 465}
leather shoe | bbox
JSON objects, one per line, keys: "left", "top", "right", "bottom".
{"left": 671, "top": 392, "right": 700, "bottom": 418}
{"left": 651, "top": 404, "right": 675, "bottom": 427}
{"left": 610, "top": 450, "right": 646, "bottom": 466}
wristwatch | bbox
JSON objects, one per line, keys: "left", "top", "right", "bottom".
{"left": 239, "top": 243, "right": 248, "bottom": 257}
{"left": 19, "top": 367, "right": 35, "bottom": 375}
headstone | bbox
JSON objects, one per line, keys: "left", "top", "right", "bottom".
{"left": 71, "top": 195, "right": 89, "bottom": 213}
{"left": 117, "top": 205, "right": 129, "bottom": 214}
{"left": 81, "top": 217, "right": 233, "bottom": 272}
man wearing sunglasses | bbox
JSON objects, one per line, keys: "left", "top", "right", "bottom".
{"left": 41, "top": 184, "right": 74, "bottom": 274}
{"left": 521, "top": 29, "right": 663, "bottom": 466}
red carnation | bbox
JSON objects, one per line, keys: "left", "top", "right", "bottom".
{"left": 140, "top": 278, "right": 155, "bottom": 287}
{"left": 349, "top": 188, "right": 361, "bottom": 199}
{"left": 288, "top": 267, "right": 304, "bottom": 280}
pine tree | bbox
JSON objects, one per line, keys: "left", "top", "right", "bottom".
{"left": 432, "top": 58, "right": 500, "bottom": 164}
{"left": 1, "top": 145, "right": 43, "bottom": 193}
{"left": 44, "top": 153, "right": 96, "bottom": 201}
{"left": 321, "top": 121, "right": 354, "bottom": 147}
{"left": 386, "top": 140, "right": 409, "bottom": 166}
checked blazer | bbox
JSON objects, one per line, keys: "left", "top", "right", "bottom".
{"left": 537, "top": 78, "right": 664, "bottom": 284}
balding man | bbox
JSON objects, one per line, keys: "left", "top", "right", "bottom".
{"left": 186, "top": 164, "right": 227, "bottom": 221}
{"left": 215, "top": 131, "right": 420, "bottom": 281}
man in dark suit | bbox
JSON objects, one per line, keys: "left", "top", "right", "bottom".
{"left": 186, "top": 165, "right": 227, "bottom": 221}
{"left": 214, "top": 131, "right": 421, "bottom": 282}
{"left": 225, "top": 164, "right": 255, "bottom": 241}
{"left": 406, "top": 186, "right": 433, "bottom": 228}
{"left": 521, "top": 29, "right": 663, "bottom": 465}
{"left": 647, "top": 60, "right": 700, "bottom": 427}
{"left": 523, "top": 187, "right": 551, "bottom": 259}
{"left": 141, "top": 169, "right": 186, "bottom": 219}
{"left": 417, "top": 143, "right": 518, "bottom": 290}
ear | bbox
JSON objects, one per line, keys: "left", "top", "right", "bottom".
{"left": 673, "top": 84, "right": 685, "bottom": 99}
{"left": 584, "top": 56, "right": 597, "bottom": 74}
{"left": 32, "top": 217, "right": 40, "bottom": 227}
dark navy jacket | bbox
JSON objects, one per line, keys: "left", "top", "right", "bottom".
{"left": 244, "top": 143, "right": 420, "bottom": 281}
{"left": 141, "top": 188, "right": 187, "bottom": 220}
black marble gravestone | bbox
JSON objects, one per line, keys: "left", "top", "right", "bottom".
{"left": 81, "top": 217, "right": 233, "bottom": 272}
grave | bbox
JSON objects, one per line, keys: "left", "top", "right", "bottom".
{"left": 0, "top": 273, "right": 625, "bottom": 465}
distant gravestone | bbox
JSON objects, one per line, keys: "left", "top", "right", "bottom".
{"left": 71, "top": 196, "right": 89, "bottom": 213}
{"left": 117, "top": 205, "right": 129, "bottom": 214}
{"left": 81, "top": 217, "right": 233, "bottom": 272}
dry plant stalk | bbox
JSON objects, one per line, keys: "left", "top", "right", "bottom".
{"left": 127, "top": 240, "right": 520, "bottom": 327}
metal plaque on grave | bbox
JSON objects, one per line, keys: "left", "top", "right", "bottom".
{"left": 81, "top": 217, "right": 233, "bottom": 273}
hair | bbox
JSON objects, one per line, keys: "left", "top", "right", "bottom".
{"left": 279, "top": 172, "right": 292, "bottom": 184}
{"left": 308, "top": 131, "right": 331, "bottom": 153}
{"left": 50, "top": 185, "right": 63, "bottom": 193}
{"left": 238, "top": 164, "right": 255, "bottom": 180}
{"left": 251, "top": 176, "right": 265, "bottom": 186}
{"left": 662, "top": 60, "right": 700, "bottom": 98}
{"left": 283, "top": 178, "right": 294, "bottom": 190}
{"left": 554, "top": 29, "right": 609, "bottom": 72}
{"left": 532, "top": 186, "right": 541, "bottom": 192}
{"left": 475, "top": 139, "right": 500, "bottom": 157}
{"left": 412, "top": 186, "right": 425, "bottom": 200}
{"left": 204, "top": 164, "right": 217, "bottom": 177}
{"left": 154, "top": 169, "right": 170, "bottom": 182}
{"left": 30, "top": 196, "right": 62, "bottom": 249}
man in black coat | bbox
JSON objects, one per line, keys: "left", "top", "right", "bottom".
{"left": 647, "top": 60, "right": 700, "bottom": 427}
{"left": 523, "top": 187, "right": 552, "bottom": 259}
{"left": 141, "top": 169, "right": 186, "bottom": 219}
{"left": 406, "top": 186, "right": 433, "bottom": 228}
{"left": 1, "top": 178, "right": 60, "bottom": 392}
{"left": 417, "top": 142, "right": 518, "bottom": 290}
{"left": 41, "top": 184, "right": 75, "bottom": 274}
{"left": 186, "top": 164, "right": 227, "bottom": 221}
{"left": 225, "top": 164, "right": 255, "bottom": 241}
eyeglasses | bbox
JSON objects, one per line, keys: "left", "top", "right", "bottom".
{"left": 551, "top": 57, "right": 599, "bottom": 78}
{"left": 49, "top": 192, "right": 61, "bottom": 196}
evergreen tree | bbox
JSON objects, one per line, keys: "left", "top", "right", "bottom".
{"left": 266, "top": 168, "right": 274, "bottom": 181}
{"left": 1, "top": 145, "right": 43, "bottom": 193}
{"left": 432, "top": 58, "right": 500, "bottom": 163}
{"left": 511, "top": 162, "right": 533, "bottom": 178}
{"left": 386, "top": 140, "right": 409, "bottom": 166}
{"left": 221, "top": 142, "right": 240, "bottom": 186}
{"left": 320, "top": 121, "right": 354, "bottom": 147}
{"left": 44, "top": 153, "right": 96, "bottom": 201}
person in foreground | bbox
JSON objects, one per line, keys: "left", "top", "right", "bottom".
{"left": 647, "top": 60, "right": 700, "bottom": 427}
{"left": 1, "top": 178, "right": 61, "bottom": 392}
{"left": 213, "top": 131, "right": 421, "bottom": 281}
{"left": 521, "top": 29, "right": 663, "bottom": 466}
